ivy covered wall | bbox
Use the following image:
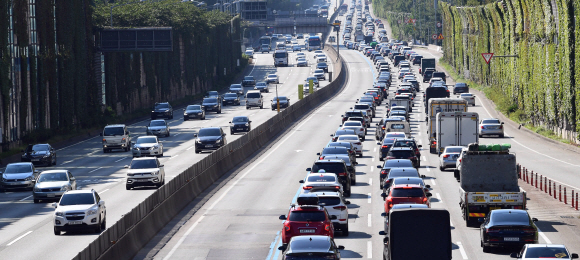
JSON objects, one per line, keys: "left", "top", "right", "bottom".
{"left": 440, "top": 0, "right": 579, "bottom": 142}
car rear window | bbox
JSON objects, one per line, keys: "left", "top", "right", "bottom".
{"left": 354, "top": 104, "right": 369, "bottom": 109}
{"left": 318, "top": 197, "right": 341, "bottom": 206}
{"left": 338, "top": 136, "right": 359, "bottom": 141}
{"left": 388, "top": 150, "right": 414, "bottom": 157}
{"left": 524, "top": 247, "right": 569, "bottom": 258}
{"left": 246, "top": 93, "right": 261, "bottom": 98}
{"left": 445, "top": 147, "right": 463, "bottom": 153}
{"left": 390, "top": 124, "right": 406, "bottom": 129}
{"left": 385, "top": 160, "right": 413, "bottom": 167}
{"left": 104, "top": 126, "right": 124, "bottom": 136}
{"left": 289, "top": 211, "right": 326, "bottom": 222}
{"left": 322, "top": 147, "right": 348, "bottom": 155}
{"left": 307, "top": 175, "right": 337, "bottom": 182}
{"left": 344, "top": 122, "right": 361, "bottom": 126}
{"left": 482, "top": 119, "right": 500, "bottom": 124}
{"left": 391, "top": 188, "right": 424, "bottom": 197}
{"left": 392, "top": 178, "right": 423, "bottom": 186}
{"left": 492, "top": 212, "right": 530, "bottom": 224}
{"left": 382, "top": 138, "right": 396, "bottom": 145}
{"left": 394, "top": 141, "right": 416, "bottom": 148}
{"left": 312, "top": 163, "right": 346, "bottom": 173}
{"left": 289, "top": 239, "right": 331, "bottom": 252}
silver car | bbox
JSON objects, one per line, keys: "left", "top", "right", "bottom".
{"left": 336, "top": 135, "right": 363, "bottom": 157}
{"left": 297, "top": 58, "right": 308, "bottom": 67}
{"left": 0, "top": 162, "right": 39, "bottom": 192}
{"left": 255, "top": 82, "right": 270, "bottom": 93}
{"left": 132, "top": 136, "right": 164, "bottom": 157}
{"left": 146, "top": 119, "right": 170, "bottom": 137}
{"left": 33, "top": 170, "right": 77, "bottom": 203}
{"left": 125, "top": 157, "right": 165, "bottom": 190}
{"left": 459, "top": 93, "right": 476, "bottom": 106}
{"left": 313, "top": 69, "right": 326, "bottom": 80}
{"left": 479, "top": 118, "right": 504, "bottom": 138}
{"left": 439, "top": 146, "right": 464, "bottom": 171}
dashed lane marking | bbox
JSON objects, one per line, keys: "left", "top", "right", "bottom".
{"left": 457, "top": 241, "right": 468, "bottom": 259}
{"left": 7, "top": 231, "right": 32, "bottom": 246}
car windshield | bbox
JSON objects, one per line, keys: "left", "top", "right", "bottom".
{"left": 482, "top": 119, "right": 500, "bottom": 124}
{"left": 344, "top": 122, "right": 360, "bottom": 126}
{"left": 306, "top": 77, "right": 317, "bottom": 81}
{"left": 203, "top": 98, "right": 217, "bottom": 103}
{"left": 314, "top": 70, "right": 324, "bottom": 73}
{"left": 37, "top": 172, "right": 68, "bottom": 182}
{"left": 393, "top": 178, "right": 423, "bottom": 186}
{"left": 244, "top": 76, "right": 253, "bottom": 80}
{"left": 224, "top": 93, "right": 237, "bottom": 98}
{"left": 104, "top": 127, "right": 124, "bottom": 136}
{"left": 59, "top": 193, "right": 95, "bottom": 206}
{"left": 28, "top": 144, "right": 49, "bottom": 152}
{"left": 198, "top": 128, "right": 221, "bottom": 137}
{"left": 390, "top": 124, "right": 406, "bottom": 130}
{"left": 4, "top": 164, "right": 32, "bottom": 174}
{"left": 318, "top": 62, "right": 327, "bottom": 66}
{"left": 186, "top": 105, "right": 201, "bottom": 110}
{"left": 155, "top": 103, "right": 169, "bottom": 109}
{"left": 524, "top": 247, "right": 569, "bottom": 258}
{"left": 137, "top": 137, "right": 157, "bottom": 144}
{"left": 207, "top": 91, "right": 218, "bottom": 96}
{"left": 385, "top": 160, "right": 413, "bottom": 167}
{"left": 391, "top": 188, "right": 424, "bottom": 197}
{"left": 289, "top": 211, "right": 326, "bottom": 222}
{"left": 230, "top": 85, "right": 241, "bottom": 89}
{"left": 256, "top": 83, "right": 266, "bottom": 86}
{"left": 298, "top": 58, "right": 306, "bottom": 62}
{"left": 232, "top": 117, "right": 248, "bottom": 123}
{"left": 445, "top": 147, "right": 463, "bottom": 153}
{"left": 388, "top": 150, "right": 414, "bottom": 157}
{"left": 318, "top": 197, "right": 341, "bottom": 206}
{"left": 268, "top": 75, "right": 277, "bottom": 78}
{"left": 312, "top": 163, "right": 345, "bottom": 173}
{"left": 307, "top": 175, "right": 337, "bottom": 182}
{"left": 492, "top": 212, "right": 530, "bottom": 224}
{"left": 274, "top": 96, "right": 287, "bottom": 101}
{"left": 150, "top": 121, "right": 165, "bottom": 127}
{"left": 130, "top": 159, "right": 158, "bottom": 169}
{"left": 322, "top": 147, "right": 348, "bottom": 155}
{"left": 460, "top": 94, "right": 472, "bottom": 97}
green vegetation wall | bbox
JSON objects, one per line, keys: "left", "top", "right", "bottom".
{"left": 440, "top": 0, "right": 580, "bottom": 140}
{"left": 93, "top": 1, "right": 242, "bottom": 116}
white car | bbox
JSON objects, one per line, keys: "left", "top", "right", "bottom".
{"left": 439, "top": 146, "right": 464, "bottom": 171}
{"left": 295, "top": 52, "right": 306, "bottom": 61}
{"left": 317, "top": 55, "right": 327, "bottom": 62}
{"left": 292, "top": 44, "right": 301, "bottom": 52}
{"left": 336, "top": 135, "right": 363, "bottom": 157}
{"left": 125, "top": 157, "right": 166, "bottom": 190}
{"left": 459, "top": 93, "right": 476, "bottom": 106}
{"left": 314, "top": 50, "right": 324, "bottom": 55}
{"left": 341, "top": 121, "right": 366, "bottom": 140}
{"left": 131, "top": 136, "right": 164, "bottom": 157}
{"left": 266, "top": 74, "right": 279, "bottom": 84}
{"left": 297, "top": 58, "right": 308, "bottom": 67}
{"left": 299, "top": 173, "right": 343, "bottom": 194}
{"left": 311, "top": 189, "right": 351, "bottom": 235}
{"left": 313, "top": 69, "right": 326, "bottom": 80}
{"left": 53, "top": 189, "right": 106, "bottom": 235}
{"left": 513, "top": 244, "right": 579, "bottom": 259}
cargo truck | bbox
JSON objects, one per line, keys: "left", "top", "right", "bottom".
{"left": 435, "top": 111, "right": 479, "bottom": 155}
{"left": 423, "top": 87, "right": 451, "bottom": 113}
{"left": 387, "top": 99, "right": 411, "bottom": 114}
{"left": 420, "top": 58, "right": 435, "bottom": 75}
{"left": 426, "top": 98, "right": 468, "bottom": 153}
{"left": 456, "top": 143, "right": 526, "bottom": 226}
{"left": 379, "top": 208, "right": 452, "bottom": 260}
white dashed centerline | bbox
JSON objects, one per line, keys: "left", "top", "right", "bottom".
{"left": 367, "top": 193, "right": 371, "bottom": 204}
{"left": 88, "top": 167, "right": 103, "bottom": 173}
{"left": 115, "top": 157, "right": 127, "bottom": 162}
{"left": 367, "top": 241, "right": 372, "bottom": 259}
{"left": 368, "top": 178, "right": 372, "bottom": 186}
{"left": 170, "top": 155, "right": 179, "bottom": 160}
{"left": 7, "top": 231, "right": 33, "bottom": 246}
{"left": 368, "top": 214, "right": 372, "bottom": 227}
{"left": 19, "top": 195, "right": 32, "bottom": 201}
{"left": 457, "top": 241, "right": 468, "bottom": 259}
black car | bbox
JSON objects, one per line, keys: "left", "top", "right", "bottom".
{"left": 183, "top": 105, "right": 205, "bottom": 120}
{"left": 480, "top": 209, "right": 539, "bottom": 252}
{"left": 412, "top": 55, "right": 423, "bottom": 65}
{"left": 271, "top": 96, "right": 290, "bottom": 110}
{"left": 326, "top": 142, "right": 357, "bottom": 163}
{"left": 381, "top": 167, "right": 422, "bottom": 191}
{"left": 222, "top": 93, "right": 241, "bottom": 106}
{"left": 230, "top": 116, "right": 251, "bottom": 134}
{"left": 432, "top": 71, "right": 447, "bottom": 83}
{"left": 453, "top": 82, "right": 469, "bottom": 94}
{"left": 375, "top": 118, "right": 404, "bottom": 141}
{"left": 194, "top": 127, "right": 227, "bottom": 153}
{"left": 202, "top": 98, "right": 222, "bottom": 114}
{"left": 385, "top": 147, "right": 419, "bottom": 168}
{"left": 308, "top": 159, "right": 352, "bottom": 197}
{"left": 21, "top": 144, "right": 56, "bottom": 166}
{"left": 376, "top": 159, "right": 415, "bottom": 188}
{"left": 278, "top": 235, "right": 344, "bottom": 259}
{"left": 341, "top": 110, "right": 364, "bottom": 123}
{"left": 317, "top": 62, "right": 329, "bottom": 73}
{"left": 318, "top": 146, "right": 357, "bottom": 166}
{"left": 422, "top": 68, "right": 436, "bottom": 82}
{"left": 151, "top": 102, "right": 173, "bottom": 120}
{"left": 377, "top": 137, "right": 397, "bottom": 160}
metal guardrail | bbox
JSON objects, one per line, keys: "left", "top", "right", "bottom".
{"left": 72, "top": 45, "right": 347, "bottom": 260}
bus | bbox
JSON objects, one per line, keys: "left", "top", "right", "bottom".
{"left": 273, "top": 50, "right": 288, "bottom": 67}
{"left": 306, "top": 35, "right": 321, "bottom": 51}
{"left": 259, "top": 36, "right": 272, "bottom": 47}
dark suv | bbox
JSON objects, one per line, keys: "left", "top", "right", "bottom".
{"left": 194, "top": 127, "right": 227, "bottom": 153}
{"left": 308, "top": 160, "right": 352, "bottom": 197}
{"left": 279, "top": 235, "right": 344, "bottom": 258}
{"left": 202, "top": 97, "right": 222, "bottom": 114}
{"left": 385, "top": 147, "right": 419, "bottom": 168}
{"left": 151, "top": 102, "right": 173, "bottom": 120}
{"left": 392, "top": 138, "right": 422, "bottom": 162}
{"left": 422, "top": 68, "right": 436, "bottom": 82}
{"left": 453, "top": 82, "right": 469, "bottom": 94}
{"left": 341, "top": 110, "right": 364, "bottom": 123}
{"left": 432, "top": 71, "right": 447, "bottom": 83}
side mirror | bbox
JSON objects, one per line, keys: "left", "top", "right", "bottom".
{"left": 381, "top": 192, "right": 387, "bottom": 198}
{"left": 420, "top": 175, "right": 426, "bottom": 178}
{"left": 376, "top": 142, "right": 381, "bottom": 145}
{"left": 229, "top": 122, "right": 232, "bottom": 124}
{"left": 278, "top": 245, "right": 287, "bottom": 251}
{"left": 571, "top": 253, "right": 579, "bottom": 259}
{"left": 376, "top": 165, "right": 382, "bottom": 169}
{"left": 159, "top": 164, "right": 164, "bottom": 167}
{"left": 330, "top": 215, "right": 338, "bottom": 220}
{"left": 381, "top": 212, "right": 387, "bottom": 217}
{"left": 426, "top": 192, "right": 432, "bottom": 197}
{"left": 316, "top": 153, "right": 321, "bottom": 155}
{"left": 418, "top": 145, "right": 422, "bottom": 148}
{"left": 425, "top": 185, "right": 431, "bottom": 188}
{"left": 354, "top": 162, "right": 358, "bottom": 165}
{"left": 345, "top": 201, "right": 351, "bottom": 205}
{"left": 532, "top": 218, "right": 538, "bottom": 222}
{"left": 376, "top": 123, "right": 379, "bottom": 126}
{"left": 98, "top": 201, "right": 105, "bottom": 206}
{"left": 379, "top": 231, "right": 386, "bottom": 236}
{"left": 501, "top": 122, "right": 505, "bottom": 124}
{"left": 193, "top": 134, "right": 198, "bottom": 137}
{"left": 510, "top": 253, "right": 519, "bottom": 258}
{"left": 337, "top": 245, "right": 345, "bottom": 250}
{"left": 299, "top": 180, "right": 305, "bottom": 183}
{"left": 330, "top": 134, "right": 334, "bottom": 137}
{"left": 478, "top": 218, "right": 485, "bottom": 222}
{"left": 279, "top": 215, "right": 287, "bottom": 220}
{"left": 131, "top": 141, "right": 136, "bottom": 145}
{"left": 52, "top": 202, "right": 58, "bottom": 208}
{"left": 306, "top": 168, "right": 312, "bottom": 172}
{"left": 124, "top": 165, "right": 129, "bottom": 168}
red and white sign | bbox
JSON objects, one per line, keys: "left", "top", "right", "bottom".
{"left": 431, "top": 34, "right": 438, "bottom": 40}
{"left": 481, "top": 53, "right": 494, "bottom": 64}
{"left": 436, "top": 22, "right": 442, "bottom": 28}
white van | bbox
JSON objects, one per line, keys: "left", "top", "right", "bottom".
{"left": 245, "top": 90, "right": 263, "bottom": 109}
{"left": 100, "top": 124, "right": 131, "bottom": 153}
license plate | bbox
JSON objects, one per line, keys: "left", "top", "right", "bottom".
{"left": 32, "top": 159, "right": 41, "bottom": 162}
{"left": 300, "top": 229, "right": 316, "bottom": 233}
{"left": 504, "top": 237, "right": 519, "bottom": 241}
{"left": 69, "top": 221, "right": 83, "bottom": 225}
{"left": 205, "top": 145, "right": 213, "bottom": 148}
{"left": 47, "top": 193, "right": 55, "bottom": 197}
{"left": 237, "top": 128, "right": 243, "bottom": 130}
{"left": 135, "top": 179, "right": 149, "bottom": 182}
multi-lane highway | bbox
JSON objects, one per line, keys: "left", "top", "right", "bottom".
{"left": 0, "top": 41, "right": 334, "bottom": 259}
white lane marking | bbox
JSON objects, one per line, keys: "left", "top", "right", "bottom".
{"left": 457, "top": 241, "right": 468, "bottom": 259}
{"left": 163, "top": 215, "right": 205, "bottom": 260}
{"left": 7, "top": 231, "right": 33, "bottom": 246}
{"left": 61, "top": 160, "right": 72, "bottom": 165}
{"left": 19, "top": 195, "right": 32, "bottom": 201}
{"left": 368, "top": 193, "right": 371, "bottom": 204}
{"left": 115, "top": 157, "right": 127, "bottom": 162}
{"left": 88, "top": 167, "right": 103, "bottom": 173}
{"left": 436, "top": 193, "right": 442, "bottom": 202}
{"left": 186, "top": 146, "right": 194, "bottom": 151}
{"left": 372, "top": 157, "right": 375, "bottom": 162}
{"left": 367, "top": 241, "right": 372, "bottom": 259}
{"left": 373, "top": 147, "right": 377, "bottom": 152}
{"left": 431, "top": 179, "right": 437, "bottom": 186}
{"left": 100, "top": 189, "right": 110, "bottom": 194}
{"left": 174, "top": 133, "right": 180, "bottom": 137}
{"left": 537, "top": 227, "right": 552, "bottom": 244}
{"left": 426, "top": 167, "right": 431, "bottom": 172}
{"left": 370, "top": 166, "right": 374, "bottom": 172}
{"left": 369, "top": 178, "right": 372, "bottom": 186}
{"left": 450, "top": 219, "right": 454, "bottom": 227}
{"left": 169, "top": 155, "right": 179, "bottom": 160}
{"left": 368, "top": 214, "right": 372, "bottom": 227}
{"left": 422, "top": 156, "right": 426, "bottom": 161}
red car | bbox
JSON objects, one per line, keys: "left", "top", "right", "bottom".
{"left": 381, "top": 184, "right": 432, "bottom": 214}
{"left": 279, "top": 194, "right": 336, "bottom": 244}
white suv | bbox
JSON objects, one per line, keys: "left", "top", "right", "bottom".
{"left": 245, "top": 90, "right": 263, "bottom": 109}
{"left": 124, "top": 157, "right": 166, "bottom": 190}
{"left": 52, "top": 189, "right": 106, "bottom": 235}
{"left": 311, "top": 188, "right": 351, "bottom": 236}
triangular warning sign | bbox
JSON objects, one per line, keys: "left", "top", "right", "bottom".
{"left": 481, "top": 53, "right": 494, "bottom": 64}
{"left": 437, "top": 33, "right": 444, "bottom": 40}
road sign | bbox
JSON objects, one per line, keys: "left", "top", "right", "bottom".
{"left": 431, "top": 34, "right": 438, "bottom": 40}
{"left": 333, "top": 22, "right": 341, "bottom": 25}
{"left": 437, "top": 33, "right": 444, "bottom": 40}
{"left": 481, "top": 53, "right": 494, "bottom": 64}
{"left": 436, "top": 22, "right": 442, "bottom": 28}
{"left": 406, "top": 18, "right": 416, "bottom": 24}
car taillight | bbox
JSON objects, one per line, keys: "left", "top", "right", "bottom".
{"left": 499, "top": 125, "right": 503, "bottom": 129}
{"left": 284, "top": 223, "right": 291, "bottom": 231}
{"left": 423, "top": 197, "right": 428, "bottom": 203}
{"left": 386, "top": 156, "right": 395, "bottom": 159}
{"left": 360, "top": 128, "right": 364, "bottom": 131}
{"left": 481, "top": 125, "right": 484, "bottom": 129}
{"left": 382, "top": 127, "right": 385, "bottom": 130}
{"left": 303, "top": 186, "right": 313, "bottom": 190}
{"left": 355, "top": 142, "right": 361, "bottom": 145}
{"left": 325, "top": 224, "right": 331, "bottom": 231}
{"left": 443, "top": 154, "right": 450, "bottom": 158}
{"left": 338, "top": 172, "right": 347, "bottom": 176}
{"left": 380, "top": 170, "right": 389, "bottom": 175}
{"left": 319, "top": 156, "right": 325, "bottom": 160}
{"left": 459, "top": 159, "right": 462, "bottom": 163}
{"left": 333, "top": 206, "right": 347, "bottom": 211}
{"left": 486, "top": 228, "right": 501, "bottom": 233}
{"left": 523, "top": 228, "right": 536, "bottom": 234}
{"left": 122, "top": 137, "right": 126, "bottom": 141}
{"left": 381, "top": 145, "right": 389, "bottom": 149}
{"left": 408, "top": 157, "right": 416, "bottom": 160}
{"left": 102, "top": 139, "right": 106, "bottom": 142}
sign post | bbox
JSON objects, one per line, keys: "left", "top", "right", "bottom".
{"left": 309, "top": 80, "right": 314, "bottom": 94}
{"left": 298, "top": 84, "right": 304, "bottom": 99}
{"left": 481, "top": 53, "right": 494, "bottom": 64}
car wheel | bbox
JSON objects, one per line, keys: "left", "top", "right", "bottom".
{"left": 170, "top": 113, "right": 174, "bottom": 119}
{"left": 126, "top": 185, "right": 132, "bottom": 190}
{"left": 362, "top": 136, "right": 366, "bottom": 141}
{"left": 345, "top": 186, "right": 352, "bottom": 197}
{"left": 351, "top": 175, "right": 356, "bottom": 185}
{"left": 246, "top": 106, "right": 249, "bottom": 110}
{"left": 34, "top": 199, "right": 40, "bottom": 203}
{"left": 202, "top": 116, "right": 205, "bottom": 120}
{"left": 499, "top": 134, "right": 504, "bottom": 138}
{"left": 95, "top": 219, "right": 103, "bottom": 233}
{"left": 184, "top": 117, "right": 188, "bottom": 121}
{"left": 479, "top": 134, "right": 483, "bottom": 138}
{"left": 103, "top": 149, "right": 108, "bottom": 153}
{"left": 53, "top": 156, "right": 57, "bottom": 165}
{"left": 195, "top": 149, "right": 200, "bottom": 154}
{"left": 217, "top": 109, "right": 222, "bottom": 114}
{"left": 156, "top": 182, "right": 162, "bottom": 188}
{"left": 440, "top": 166, "right": 444, "bottom": 171}
{"left": 379, "top": 157, "right": 383, "bottom": 161}
{"left": 260, "top": 105, "right": 263, "bottom": 109}
{"left": 54, "top": 227, "right": 60, "bottom": 235}
{"left": 482, "top": 244, "right": 491, "bottom": 253}
{"left": 101, "top": 218, "right": 106, "bottom": 231}
{"left": 231, "top": 131, "right": 234, "bottom": 135}
{"left": 343, "top": 223, "right": 349, "bottom": 236}
{"left": 454, "top": 170, "right": 460, "bottom": 180}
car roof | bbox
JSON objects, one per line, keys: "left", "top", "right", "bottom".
{"left": 315, "top": 159, "right": 345, "bottom": 164}
{"left": 384, "top": 159, "right": 413, "bottom": 165}
{"left": 137, "top": 135, "right": 158, "bottom": 139}
{"left": 64, "top": 189, "right": 94, "bottom": 194}
{"left": 310, "top": 190, "right": 341, "bottom": 197}
{"left": 132, "top": 157, "right": 157, "bottom": 161}
{"left": 105, "top": 124, "right": 125, "bottom": 128}
{"left": 525, "top": 244, "right": 567, "bottom": 248}
{"left": 8, "top": 162, "right": 34, "bottom": 166}
{"left": 38, "top": 169, "right": 67, "bottom": 174}
{"left": 150, "top": 119, "right": 165, "bottom": 123}
{"left": 391, "top": 204, "right": 429, "bottom": 209}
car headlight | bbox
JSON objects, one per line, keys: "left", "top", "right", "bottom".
{"left": 34, "top": 187, "right": 41, "bottom": 192}
{"left": 25, "top": 176, "right": 33, "bottom": 181}
{"left": 195, "top": 139, "right": 201, "bottom": 143}
{"left": 43, "top": 154, "right": 49, "bottom": 158}
{"left": 87, "top": 208, "right": 98, "bottom": 215}
{"left": 216, "top": 140, "right": 221, "bottom": 143}
{"left": 133, "top": 147, "right": 140, "bottom": 150}
{"left": 153, "top": 145, "right": 159, "bottom": 149}
{"left": 55, "top": 211, "right": 64, "bottom": 216}
{"left": 184, "top": 112, "right": 188, "bottom": 116}
{"left": 60, "top": 185, "right": 69, "bottom": 191}
{"left": 151, "top": 171, "right": 159, "bottom": 175}
{"left": 245, "top": 123, "right": 249, "bottom": 126}
{"left": 1, "top": 177, "right": 7, "bottom": 182}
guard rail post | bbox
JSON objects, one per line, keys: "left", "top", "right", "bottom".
{"left": 545, "top": 177, "right": 548, "bottom": 193}
{"left": 554, "top": 182, "right": 557, "bottom": 199}
{"left": 549, "top": 180, "right": 552, "bottom": 196}
{"left": 526, "top": 169, "right": 529, "bottom": 184}
{"left": 559, "top": 185, "right": 562, "bottom": 202}
{"left": 531, "top": 171, "right": 533, "bottom": 186}
{"left": 576, "top": 193, "right": 579, "bottom": 210}
{"left": 572, "top": 190, "right": 575, "bottom": 207}
{"left": 540, "top": 175, "right": 543, "bottom": 191}
{"left": 517, "top": 164, "right": 521, "bottom": 179}
{"left": 564, "top": 187, "right": 567, "bottom": 204}
{"left": 535, "top": 172, "right": 537, "bottom": 188}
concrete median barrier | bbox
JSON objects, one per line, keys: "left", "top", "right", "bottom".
{"left": 73, "top": 45, "right": 347, "bottom": 260}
